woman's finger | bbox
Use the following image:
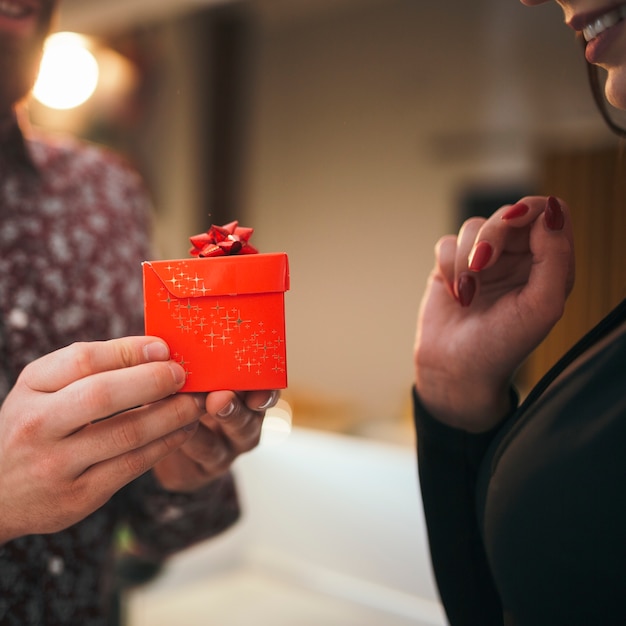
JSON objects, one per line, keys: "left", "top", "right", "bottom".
{"left": 456, "top": 217, "right": 485, "bottom": 275}
{"left": 454, "top": 218, "right": 485, "bottom": 303}
{"left": 522, "top": 198, "right": 575, "bottom": 323}
{"left": 466, "top": 196, "right": 570, "bottom": 272}
{"left": 433, "top": 235, "right": 458, "bottom": 298}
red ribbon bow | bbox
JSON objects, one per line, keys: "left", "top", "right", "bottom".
{"left": 189, "top": 221, "right": 259, "bottom": 257}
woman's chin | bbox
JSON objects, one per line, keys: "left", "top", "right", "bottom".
{"left": 604, "top": 70, "right": 626, "bottom": 111}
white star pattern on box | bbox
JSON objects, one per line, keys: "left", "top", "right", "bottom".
{"left": 155, "top": 261, "right": 286, "bottom": 379}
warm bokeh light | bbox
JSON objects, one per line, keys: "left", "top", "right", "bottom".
{"left": 33, "top": 32, "right": 99, "bottom": 110}
{"left": 260, "top": 399, "right": 293, "bottom": 446}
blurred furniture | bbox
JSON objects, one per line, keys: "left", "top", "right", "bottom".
{"left": 125, "top": 427, "right": 445, "bottom": 626}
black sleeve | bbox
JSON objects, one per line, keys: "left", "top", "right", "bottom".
{"left": 414, "top": 387, "right": 510, "bottom": 626}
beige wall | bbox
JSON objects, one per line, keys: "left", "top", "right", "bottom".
{"left": 237, "top": 0, "right": 609, "bottom": 434}
{"left": 57, "top": 0, "right": 614, "bottom": 438}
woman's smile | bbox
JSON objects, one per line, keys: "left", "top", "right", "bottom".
{"left": 581, "top": 4, "right": 626, "bottom": 64}
{"left": 581, "top": 4, "right": 626, "bottom": 40}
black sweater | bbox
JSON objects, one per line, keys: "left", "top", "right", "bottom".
{"left": 415, "top": 298, "right": 626, "bottom": 626}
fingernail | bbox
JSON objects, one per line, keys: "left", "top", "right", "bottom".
{"left": 501, "top": 202, "right": 530, "bottom": 220}
{"left": 217, "top": 400, "right": 236, "bottom": 418}
{"left": 183, "top": 421, "right": 199, "bottom": 433}
{"left": 544, "top": 196, "right": 564, "bottom": 231}
{"left": 169, "top": 362, "right": 187, "bottom": 385}
{"left": 144, "top": 341, "right": 170, "bottom": 362}
{"left": 257, "top": 390, "right": 279, "bottom": 411}
{"left": 458, "top": 274, "right": 476, "bottom": 307}
{"left": 190, "top": 393, "right": 206, "bottom": 411}
{"left": 468, "top": 241, "right": 493, "bottom": 272}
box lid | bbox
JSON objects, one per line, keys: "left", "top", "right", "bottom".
{"left": 143, "top": 252, "right": 289, "bottom": 298}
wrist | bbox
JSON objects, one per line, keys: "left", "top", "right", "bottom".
{"left": 415, "top": 369, "right": 515, "bottom": 433}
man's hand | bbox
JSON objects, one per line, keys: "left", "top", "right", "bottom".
{"left": 0, "top": 336, "right": 204, "bottom": 543}
{"left": 152, "top": 389, "right": 279, "bottom": 492}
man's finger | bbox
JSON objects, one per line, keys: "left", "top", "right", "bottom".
{"left": 43, "top": 360, "right": 187, "bottom": 437}
{"left": 20, "top": 336, "right": 172, "bottom": 393}
{"left": 65, "top": 394, "right": 203, "bottom": 473}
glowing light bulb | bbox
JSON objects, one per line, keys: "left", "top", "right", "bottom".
{"left": 33, "top": 32, "right": 99, "bottom": 110}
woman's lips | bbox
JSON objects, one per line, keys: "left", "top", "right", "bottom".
{"left": 584, "top": 16, "right": 626, "bottom": 63}
{"left": 580, "top": 4, "right": 626, "bottom": 41}
{"left": 565, "top": 4, "right": 626, "bottom": 65}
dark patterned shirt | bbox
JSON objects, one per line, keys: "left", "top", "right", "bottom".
{"left": 0, "top": 112, "right": 240, "bottom": 625}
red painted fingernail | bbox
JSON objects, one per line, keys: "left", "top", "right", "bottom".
{"left": 501, "top": 202, "right": 530, "bottom": 220}
{"left": 458, "top": 274, "right": 476, "bottom": 308}
{"left": 544, "top": 196, "right": 564, "bottom": 231}
{"left": 468, "top": 241, "right": 493, "bottom": 272}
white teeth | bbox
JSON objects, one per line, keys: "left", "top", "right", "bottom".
{"left": 0, "top": 1, "right": 28, "bottom": 19}
{"left": 582, "top": 5, "right": 626, "bottom": 42}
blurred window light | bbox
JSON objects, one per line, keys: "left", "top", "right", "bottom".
{"left": 260, "top": 399, "right": 293, "bottom": 446}
{"left": 33, "top": 32, "right": 99, "bottom": 110}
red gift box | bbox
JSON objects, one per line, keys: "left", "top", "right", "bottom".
{"left": 143, "top": 252, "right": 289, "bottom": 392}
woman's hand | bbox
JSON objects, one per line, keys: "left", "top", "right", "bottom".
{"left": 0, "top": 337, "right": 203, "bottom": 543}
{"left": 152, "top": 389, "right": 279, "bottom": 493}
{"left": 414, "top": 196, "right": 575, "bottom": 432}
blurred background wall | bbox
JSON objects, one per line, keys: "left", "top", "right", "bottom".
{"left": 32, "top": 0, "right": 617, "bottom": 443}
